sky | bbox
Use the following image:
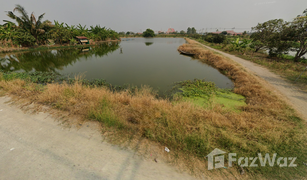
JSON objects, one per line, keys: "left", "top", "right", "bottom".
{"left": 0, "top": 0, "right": 305, "bottom": 33}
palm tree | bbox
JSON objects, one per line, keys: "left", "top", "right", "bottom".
{"left": 5, "top": 4, "right": 46, "bottom": 44}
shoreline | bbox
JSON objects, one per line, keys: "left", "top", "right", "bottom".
{"left": 0, "top": 39, "right": 121, "bottom": 54}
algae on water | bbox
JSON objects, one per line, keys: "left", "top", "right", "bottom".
{"left": 173, "top": 79, "right": 246, "bottom": 111}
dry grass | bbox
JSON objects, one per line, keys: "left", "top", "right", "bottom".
{"left": 0, "top": 39, "right": 306, "bottom": 179}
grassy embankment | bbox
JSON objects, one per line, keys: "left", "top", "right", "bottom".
{"left": 194, "top": 38, "right": 307, "bottom": 90}
{"left": 0, "top": 39, "right": 306, "bottom": 179}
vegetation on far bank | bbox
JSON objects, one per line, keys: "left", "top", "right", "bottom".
{"left": 0, "top": 4, "right": 119, "bottom": 51}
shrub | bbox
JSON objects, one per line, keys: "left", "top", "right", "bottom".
{"left": 143, "top": 29, "right": 155, "bottom": 37}
{"left": 203, "top": 33, "right": 226, "bottom": 44}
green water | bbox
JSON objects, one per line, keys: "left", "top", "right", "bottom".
{"left": 0, "top": 38, "right": 233, "bottom": 94}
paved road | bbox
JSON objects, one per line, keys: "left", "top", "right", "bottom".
{"left": 199, "top": 43, "right": 307, "bottom": 121}
{"left": 0, "top": 96, "right": 195, "bottom": 180}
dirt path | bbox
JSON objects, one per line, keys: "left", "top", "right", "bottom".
{"left": 0, "top": 96, "right": 196, "bottom": 180}
{"left": 200, "top": 43, "right": 307, "bottom": 121}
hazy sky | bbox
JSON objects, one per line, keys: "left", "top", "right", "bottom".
{"left": 0, "top": 0, "right": 305, "bottom": 33}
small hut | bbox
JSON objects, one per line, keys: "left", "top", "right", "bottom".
{"left": 75, "top": 36, "right": 89, "bottom": 45}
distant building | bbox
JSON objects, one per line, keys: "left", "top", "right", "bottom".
{"left": 75, "top": 36, "right": 89, "bottom": 44}
{"left": 166, "top": 28, "right": 175, "bottom": 34}
{"left": 211, "top": 30, "right": 242, "bottom": 36}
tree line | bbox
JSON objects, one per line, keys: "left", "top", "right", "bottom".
{"left": 250, "top": 9, "right": 307, "bottom": 61}
{"left": 0, "top": 5, "right": 119, "bottom": 47}
{"left": 188, "top": 9, "right": 307, "bottom": 62}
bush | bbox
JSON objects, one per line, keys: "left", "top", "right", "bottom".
{"left": 13, "top": 30, "right": 36, "bottom": 47}
{"left": 203, "top": 33, "right": 226, "bottom": 44}
{"left": 143, "top": 29, "right": 155, "bottom": 37}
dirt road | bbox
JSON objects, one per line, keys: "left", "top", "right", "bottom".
{"left": 0, "top": 96, "right": 195, "bottom": 180}
{"left": 200, "top": 43, "right": 307, "bottom": 120}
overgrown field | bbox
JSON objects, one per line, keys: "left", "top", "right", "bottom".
{"left": 0, "top": 39, "right": 306, "bottom": 179}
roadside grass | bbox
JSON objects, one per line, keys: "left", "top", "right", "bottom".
{"left": 194, "top": 38, "right": 307, "bottom": 90}
{"left": 0, "top": 39, "right": 306, "bottom": 179}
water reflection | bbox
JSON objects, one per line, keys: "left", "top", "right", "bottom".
{"left": 145, "top": 42, "right": 153, "bottom": 46}
{"left": 0, "top": 42, "right": 120, "bottom": 72}
{"left": 0, "top": 38, "right": 234, "bottom": 95}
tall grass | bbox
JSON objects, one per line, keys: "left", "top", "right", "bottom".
{"left": 0, "top": 39, "right": 306, "bottom": 179}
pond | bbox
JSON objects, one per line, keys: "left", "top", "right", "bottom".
{"left": 0, "top": 38, "right": 234, "bottom": 95}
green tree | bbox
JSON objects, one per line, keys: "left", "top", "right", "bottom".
{"left": 191, "top": 27, "right": 196, "bottom": 34}
{"left": 0, "top": 22, "right": 15, "bottom": 41}
{"left": 221, "top": 31, "right": 227, "bottom": 35}
{"left": 88, "top": 25, "right": 119, "bottom": 40}
{"left": 180, "top": 30, "right": 185, "bottom": 34}
{"left": 290, "top": 9, "right": 307, "bottom": 61}
{"left": 6, "top": 4, "right": 49, "bottom": 44}
{"left": 49, "top": 21, "right": 72, "bottom": 44}
{"left": 143, "top": 28, "right": 155, "bottom": 37}
{"left": 203, "top": 33, "right": 226, "bottom": 43}
{"left": 13, "top": 29, "right": 36, "bottom": 46}
{"left": 187, "top": 27, "right": 192, "bottom": 34}
{"left": 76, "top": 24, "right": 89, "bottom": 36}
{"left": 251, "top": 19, "right": 292, "bottom": 56}
{"left": 118, "top": 31, "right": 125, "bottom": 36}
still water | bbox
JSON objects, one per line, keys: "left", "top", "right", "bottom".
{"left": 0, "top": 38, "right": 233, "bottom": 94}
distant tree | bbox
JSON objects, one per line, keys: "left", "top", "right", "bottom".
{"left": 180, "top": 30, "right": 185, "bottom": 34}
{"left": 145, "top": 42, "right": 153, "bottom": 46}
{"left": 143, "top": 28, "right": 155, "bottom": 37}
{"left": 187, "top": 27, "right": 192, "bottom": 34}
{"left": 290, "top": 9, "right": 307, "bottom": 61}
{"left": 203, "top": 33, "right": 226, "bottom": 43}
{"left": 221, "top": 31, "right": 227, "bottom": 35}
{"left": 0, "top": 22, "right": 15, "bottom": 41}
{"left": 118, "top": 31, "right": 125, "bottom": 36}
{"left": 191, "top": 27, "right": 196, "bottom": 34}
{"left": 158, "top": 31, "right": 165, "bottom": 34}
{"left": 126, "top": 31, "right": 130, "bottom": 35}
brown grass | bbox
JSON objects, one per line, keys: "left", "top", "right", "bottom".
{"left": 0, "top": 39, "right": 306, "bottom": 179}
